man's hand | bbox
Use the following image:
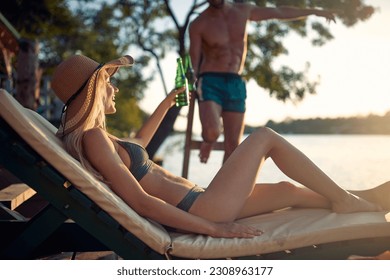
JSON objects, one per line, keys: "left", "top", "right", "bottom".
{"left": 315, "top": 10, "right": 336, "bottom": 23}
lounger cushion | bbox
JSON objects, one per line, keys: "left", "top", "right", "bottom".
{"left": 1, "top": 89, "right": 390, "bottom": 259}
{"left": 0, "top": 89, "right": 171, "bottom": 255}
{"left": 170, "top": 208, "right": 390, "bottom": 258}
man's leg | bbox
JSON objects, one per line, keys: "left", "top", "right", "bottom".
{"left": 221, "top": 111, "right": 245, "bottom": 163}
{"left": 198, "top": 100, "right": 222, "bottom": 163}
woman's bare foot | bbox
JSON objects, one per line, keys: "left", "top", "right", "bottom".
{"left": 332, "top": 192, "right": 382, "bottom": 214}
{"left": 349, "top": 181, "right": 390, "bottom": 211}
{"left": 199, "top": 141, "right": 214, "bottom": 163}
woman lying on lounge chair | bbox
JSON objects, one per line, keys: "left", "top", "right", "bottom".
{"left": 51, "top": 54, "right": 388, "bottom": 238}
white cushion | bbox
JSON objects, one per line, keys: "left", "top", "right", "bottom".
{"left": 2, "top": 89, "right": 390, "bottom": 259}
{"left": 0, "top": 89, "right": 171, "bottom": 255}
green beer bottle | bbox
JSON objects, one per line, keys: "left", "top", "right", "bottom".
{"left": 184, "top": 54, "right": 196, "bottom": 92}
{"left": 174, "top": 57, "right": 189, "bottom": 107}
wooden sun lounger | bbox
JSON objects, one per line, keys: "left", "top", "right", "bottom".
{"left": 1, "top": 88, "right": 390, "bottom": 260}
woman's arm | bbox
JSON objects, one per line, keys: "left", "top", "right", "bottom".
{"left": 133, "top": 87, "right": 185, "bottom": 147}
{"left": 83, "top": 128, "right": 261, "bottom": 238}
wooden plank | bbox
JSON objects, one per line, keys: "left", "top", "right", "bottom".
{"left": 189, "top": 140, "right": 224, "bottom": 151}
{"left": 0, "top": 202, "right": 27, "bottom": 220}
{"left": 0, "top": 183, "right": 36, "bottom": 210}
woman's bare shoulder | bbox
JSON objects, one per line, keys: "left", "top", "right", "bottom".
{"left": 83, "top": 127, "right": 107, "bottom": 140}
{"left": 83, "top": 128, "right": 115, "bottom": 155}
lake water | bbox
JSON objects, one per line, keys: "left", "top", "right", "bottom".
{"left": 156, "top": 134, "right": 390, "bottom": 191}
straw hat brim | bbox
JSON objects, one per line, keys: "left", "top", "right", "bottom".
{"left": 53, "top": 55, "right": 134, "bottom": 137}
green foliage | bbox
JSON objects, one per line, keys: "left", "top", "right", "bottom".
{"left": 1, "top": 0, "right": 72, "bottom": 38}
{"left": 0, "top": 0, "right": 150, "bottom": 136}
{"left": 114, "top": 0, "right": 175, "bottom": 59}
{"left": 107, "top": 97, "right": 146, "bottom": 137}
{"left": 244, "top": 0, "right": 376, "bottom": 101}
{"left": 0, "top": 0, "right": 378, "bottom": 136}
{"left": 107, "top": 60, "right": 153, "bottom": 137}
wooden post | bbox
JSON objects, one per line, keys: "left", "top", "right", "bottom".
{"left": 0, "top": 12, "right": 20, "bottom": 93}
{"left": 15, "top": 38, "right": 40, "bottom": 110}
{"left": 182, "top": 93, "right": 196, "bottom": 178}
{"left": 0, "top": 41, "right": 14, "bottom": 91}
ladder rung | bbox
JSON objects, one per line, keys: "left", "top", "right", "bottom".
{"left": 189, "top": 140, "right": 224, "bottom": 151}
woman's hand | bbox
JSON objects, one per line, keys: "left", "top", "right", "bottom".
{"left": 134, "top": 86, "right": 187, "bottom": 146}
{"left": 166, "top": 86, "right": 187, "bottom": 107}
{"left": 210, "top": 222, "right": 263, "bottom": 238}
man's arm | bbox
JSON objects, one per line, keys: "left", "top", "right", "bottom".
{"left": 247, "top": 4, "right": 335, "bottom": 23}
{"left": 189, "top": 21, "right": 203, "bottom": 77}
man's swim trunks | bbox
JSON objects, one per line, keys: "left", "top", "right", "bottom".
{"left": 198, "top": 72, "right": 246, "bottom": 113}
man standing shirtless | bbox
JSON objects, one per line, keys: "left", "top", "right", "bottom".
{"left": 189, "top": 0, "right": 335, "bottom": 163}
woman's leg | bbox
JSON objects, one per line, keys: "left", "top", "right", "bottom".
{"left": 350, "top": 181, "right": 390, "bottom": 211}
{"left": 237, "top": 182, "right": 331, "bottom": 219}
{"left": 190, "top": 127, "right": 380, "bottom": 222}
{"left": 238, "top": 181, "right": 390, "bottom": 219}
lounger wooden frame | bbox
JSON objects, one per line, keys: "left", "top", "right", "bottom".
{"left": 0, "top": 117, "right": 167, "bottom": 259}
{"left": 1, "top": 89, "right": 390, "bottom": 260}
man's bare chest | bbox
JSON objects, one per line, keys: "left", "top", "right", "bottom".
{"left": 201, "top": 18, "right": 247, "bottom": 46}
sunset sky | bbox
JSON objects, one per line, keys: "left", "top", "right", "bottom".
{"left": 139, "top": 0, "right": 390, "bottom": 133}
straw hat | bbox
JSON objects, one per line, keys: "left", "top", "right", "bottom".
{"left": 51, "top": 54, "right": 134, "bottom": 137}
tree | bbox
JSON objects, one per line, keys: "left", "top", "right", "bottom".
{"left": 111, "top": 0, "right": 376, "bottom": 102}
{"left": 1, "top": 0, "right": 377, "bottom": 157}
{"left": 0, "top": 0, "right": 70, "bottom": 108}
{"left": 109, "top": 0, "right": 376, "bottom": 157}
{"left": 110, "top": 0, "right": 207, "bottom": 156}
{"left": 244, "top": 0, "right": 375, "bottom": 101}
{"left": 1, "top": 0, "right": 78, "bottom": 67}
{"left": 0, "top": 0, "right": 149, "bottom": 134}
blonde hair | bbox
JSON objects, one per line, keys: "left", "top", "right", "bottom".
{"left": 62, "top": 70, "right": 109, "bottom": 182}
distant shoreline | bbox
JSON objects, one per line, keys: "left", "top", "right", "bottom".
{"left": 244, "top": 112, "right": 390, "bottom": 135}
{"left": 172, "top": 111, "right": 390, "bottom": 135}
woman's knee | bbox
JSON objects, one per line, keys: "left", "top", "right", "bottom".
{"left": 275, "top": 181, "right": 300, "bottom": 194}
{"left": 253, "top": 127, "right": 276, "bottom": 140}
{"left": 250, "top": 127, "right": 278, "bottom": 153}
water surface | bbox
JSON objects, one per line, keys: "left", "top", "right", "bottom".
{"left": 157, "top": 134, "right": 390, "bottom": 190}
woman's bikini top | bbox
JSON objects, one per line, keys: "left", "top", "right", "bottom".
{"left": 116, "top": 140, "right": 153, "bottom": 181}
